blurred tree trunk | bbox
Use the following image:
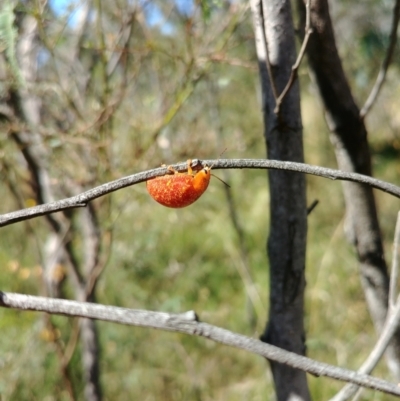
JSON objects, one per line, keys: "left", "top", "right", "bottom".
{"left": 250, "top": 1, "right": 311, "bottom": 400}
{"left": 1, "top": 9, "right": 103, "bottom": 401}
{"left": 297, "top": 0, "right": 400, "bottom": 379}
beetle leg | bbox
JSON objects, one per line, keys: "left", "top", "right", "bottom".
{"left": 187, "top": 159, "right": 194, "bottom": 176}
{"left": 167, "top": 165, "right": 179, "bottom": 174}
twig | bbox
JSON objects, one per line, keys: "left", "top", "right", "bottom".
{"left": 390, "top": 211, "right": 400, "bottom": 308}
{"left": 1, "top": 159, "right": 400, "bottom": 227}
{"left": 307, "top": 199, "right": 319, "bottom": 215}
{"left": 329, "top": 212, "right": 400, "bottom": 401}
{"left": 329, "top": 295, "right": 400, "bottom": 401}
{"left": 359, "top": 0, "right": 400, "bottom": 119}
{"left": 208, "top": 79, "right": 264, "bottom": 324}
{"left": 254, "top": 0, "right": 279, "bottom": 100}
{"left": 1, "top": 291, "right": 400, "bottom": 396}
{"left": 43, "top": 314, "right": 77, "bottom": 401}
{"left": 274, "top": 0, "right": 313, "bottom": 114}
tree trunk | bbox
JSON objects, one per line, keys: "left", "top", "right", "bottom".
{"left": 250, "top": 1, "right": 311, "bottom": 399}
{"left": 5, "top": 10, "right": 104, "bottom": 401}
{"left": 298, "top": 0, "right": 400, "bottom": 378}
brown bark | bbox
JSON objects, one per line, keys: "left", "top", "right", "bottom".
{"left": 298, "top": 0, "right": 400, "bottom": 378}
{"left": 250, "top": 0, "right": 311, "bottom": 399}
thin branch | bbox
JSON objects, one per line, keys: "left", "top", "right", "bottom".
{"left": 106, "top": 11, "right": 136, "bottom": 78}
{"left": 2, "top": 159, "right": 400, "bottom": 227}
{"left": 1, "top": 291, "right": 400, "bottom": 396}
{"left": 390, "top": 211, "right": 400, "bottom": 308}
{"left": 258, "top": 0, "right": 279, "bottom": 101}
{"left": 329, "top": 212, "right": 400, "bottom": 401}
{"left": 307, "top": 199, "right": 319, "bottom": 215}
{"left": 43, "top": 314, "right": 77, "bottom": 401}
{"left": 360, "top": 0, "right": 400, "bottom": 119}
{"left": 274, "top": 0, "right": 313, "bottom": 114}
{"left": 330, "top": 294, "right": 400, "bottom": 401}
{"left": 207, "top": 79, "right": 264, "bottom": 323}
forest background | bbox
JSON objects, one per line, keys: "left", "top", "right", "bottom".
{"left": 0, "top": 0, "right": 400, "bottom": 400}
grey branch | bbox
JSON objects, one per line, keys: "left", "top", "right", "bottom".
{"left": 274, "top": 0, "right": 313, "bottom": 114}
{"left": 1, "top": 291, "right": 400, "bottom": 396}
{"left": 1, "top": 159, "right": 400, "bottom": 227}
{"left": 256, "top": 0, "right": 279, "bottom": 101}
{"left": 390, "top": 211, "right": 400, "bottom": 308}
{"left": 330, "top": 212, "right": 400, "bottom": 401}
{"left": 330, "top": 295, "right": 400, "bottom": 400}
{"left": 360, "top": 0, "right": 400, "bottom": 119}
{"left": 0, "top": 159, "right": 400, "bottom": 227}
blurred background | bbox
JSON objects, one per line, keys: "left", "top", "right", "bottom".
{"left": 0, "top": 0, "right": 399, "bottom": 399}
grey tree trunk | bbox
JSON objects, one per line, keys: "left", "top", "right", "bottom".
{"left": 298, "top": 0, "right": 400, "bottom": 379}
{"left": 2, "top": 10, "right": 103, "bottom": 401}
{"left": 250, "top": 1, "right": 311, "bottom": 400}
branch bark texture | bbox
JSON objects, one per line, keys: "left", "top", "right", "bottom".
{"left": 298, "top": 0, "right": 400, "bottom": 378}
{"left": 1, "top": 292, "right": 400, "bottom": 397}
{"left": 2, "top": 159, "right": 400, "bottom": 228}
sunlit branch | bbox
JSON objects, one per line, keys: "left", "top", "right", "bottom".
{"left": 0, "top": 291, "right": 400, "bottom": 396}
{"left": 255, "top": 0, "right": 279, "bottom": 100}
{"left": 390, "top": 212, "right": 400, "bottom": 308}
{"left": 274, "top": 0, "right": 312, "bottom": 114}
{"left": 1, "top": 159, "right": 400, "bottom": 227}
{"left": 329, "top": 212, "right": 400, "bottom": 401}
{"left": 360, "top": 0, "right": 400, "bottom": 118}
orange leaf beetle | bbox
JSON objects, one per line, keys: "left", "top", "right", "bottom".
{"left": 146, "top": 160, "right": 211, "bottom": 208}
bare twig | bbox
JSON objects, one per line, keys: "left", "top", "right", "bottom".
{"left": 43, "top": 315, "right": 77, "bottom": 401}
{"left": 274, "top": 0, "right": 312, "bottom": 114}
{"left": 1, "top": 291, "right": 400, "bottom": 396}
{"left": 257, "top": 0, "right": 279, "bottom": 101}
{"left": 300, "top": 0, "right": 400, "bottom": 379}
{"left": 207, "top": 79, "right": 264, "bottom": 324}
{"left": 360, "top": 0, "right": 400, "bottom": 119}
{"left": 390, "top": 211, "right": 400, "bottom": 308}
{"left": 329, "top": 212, "right": 400, "bottom": 401}
{"left": 307, "top": 199, "right": 319, "bottom": 215}
{"left": 1, "top": 159, "right": 400, "bottom": 227}
{"left": 330, "top": 296, "right": 400, "bottom": 401}
{"left": 251, "top": 0, "right": 312, "bottom": 114}
{"left": 106, "top": 11, "right": 136, "bottom": 78}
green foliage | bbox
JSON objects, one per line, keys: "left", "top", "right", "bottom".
{"left": 0, "top": 0, "right": 25, "bottom": 88}
{"left": 0, "top": 0, "right": 400, "bottom": 400}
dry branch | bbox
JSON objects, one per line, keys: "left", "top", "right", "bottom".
{"left": 330, "top": 212, "right": 400, "bottom": 401}
{"left": 1, "top": 159, "right": 400, "bottom": 227}
{"left": 299, "top": 0, "right": 400, "bottom": 378}
{"left": 1, "top": 291, "right": 400, "bottom": 396}
{"left": 274, "top": 0, "right": 312, "bottom": 114}
{"left": 360, "top": 0, "right": 400, "bottom": 118}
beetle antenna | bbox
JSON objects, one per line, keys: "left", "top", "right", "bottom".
{"left": 211, "top": 173, "right": 230, "bottom": 188}
{"left": 209, "top": 147, "right": 228, "bottom": 169}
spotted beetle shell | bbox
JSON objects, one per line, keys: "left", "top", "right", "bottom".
{"left": 146, "top": 167, "right": 211, "bottom": 208}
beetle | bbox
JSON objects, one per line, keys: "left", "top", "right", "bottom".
{"left": 146, "top": 159, "right": 212, "bottom": 208}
